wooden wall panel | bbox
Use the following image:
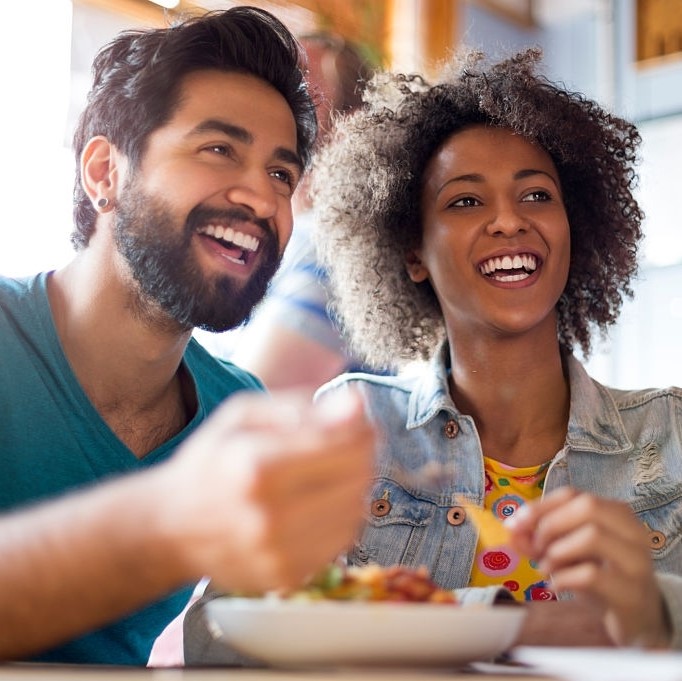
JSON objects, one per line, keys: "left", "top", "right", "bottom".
{"left": 637, "top": 0, "right": 682, "bottom": 63}
{"left": 386, "top": 0, "right": 459, "bottom": 75}
{"left": 74, "top": 0, "right": 462, "bottom": 73}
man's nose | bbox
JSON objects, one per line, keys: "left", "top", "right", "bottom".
{"left": 224, "top": 171, "right": 278, "bottom": 220}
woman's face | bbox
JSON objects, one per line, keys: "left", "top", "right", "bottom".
{"left": 407, "top": 125, "right": 570, "bottom": 343}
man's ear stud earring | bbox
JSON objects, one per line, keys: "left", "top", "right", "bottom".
{"left": 97, "top": 197, "right": 109, "bottom": 209}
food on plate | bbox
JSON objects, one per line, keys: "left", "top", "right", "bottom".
{"left": 462, "top": 502, "right": 511, "bottom": 547}
{"left": 284, "top": 563, "right": 458, "bottom": 604}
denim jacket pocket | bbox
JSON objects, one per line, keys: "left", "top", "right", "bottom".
{"left": 635, "top": 492, "right": 682, "bottom": 573}
{"left": 348, "top": 479, "right": 436, "bottom": 568}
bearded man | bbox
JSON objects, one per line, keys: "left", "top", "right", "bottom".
{"left": 0, "top": 6, "right": 374, "bottom": 665}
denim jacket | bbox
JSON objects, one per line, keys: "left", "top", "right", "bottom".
{"left": 318, "top": 344, "right": 682, "bottom": 648}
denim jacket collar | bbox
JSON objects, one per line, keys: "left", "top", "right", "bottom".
{"left": 563, "top": 353, "right": 633, "bottom": 455}
{"left": 408, "top": 341, "right": 633, "bottom": 456}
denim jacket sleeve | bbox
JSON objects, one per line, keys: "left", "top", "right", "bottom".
{"left": 183, "top": 590, "right": 265, "bottom": 668}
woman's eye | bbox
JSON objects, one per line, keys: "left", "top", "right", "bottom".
{"left": 522, "top": 189, "right": 551, "bottom": 202}
{"left": 449, "top": 196, "right": 480, "bottom": 208}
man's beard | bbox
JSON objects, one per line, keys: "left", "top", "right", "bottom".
{"left": 113, "top": 182, "right": 281, "bottom": 333}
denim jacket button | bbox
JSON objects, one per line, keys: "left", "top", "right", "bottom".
{"left": 371, "top": 498, "right": 392, "bottom": 517}
{"left": 648, "top": 530, "right": 667, "bottom": 550}
{"left": 447, "top": 506, "right": 466, "bottom": 526}
{"left": 444, "top": 419, "right": 459, "bottom": 438}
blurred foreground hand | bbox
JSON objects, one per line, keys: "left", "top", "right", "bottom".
{"left": 160, "top": 388, "right": 377, "bottom": 594}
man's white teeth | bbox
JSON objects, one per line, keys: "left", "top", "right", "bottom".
{"left": 199, "top": 224, "right": 260, "bottom": 252}
{"left": 480, "top": 253, "right": 538, "bottom": 276}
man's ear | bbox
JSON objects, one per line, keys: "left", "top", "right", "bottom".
{"left": 81, "top": 136, "right": 123, "bottom": 211}
{"left": 405, "top": 250, "right": 429, "bottom": 283}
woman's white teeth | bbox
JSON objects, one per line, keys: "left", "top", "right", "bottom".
{"left": 480, "top": 253, "right": 537, "bottom": 276}
{"left": 200, "top": 224, "right": 260, "bottom": 252}
{"left": 497, "top": 272, "right": 528, "bottom": 282}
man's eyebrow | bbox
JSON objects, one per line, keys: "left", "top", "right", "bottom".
{"left": 192, "top": 118, "right": 253, "bottom": 143}
{"left": 274, "top": 147, "right": 304, "bottom": 174}
{"left": 190, "top": 118, "right": 303, "bottom": 172}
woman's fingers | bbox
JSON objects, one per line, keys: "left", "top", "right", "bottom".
{"left": 507, "top": 486, "right": 577, "bottom": 556}
{"left": 533, "top": 494, "right": 647, "bottom": 555}
{"left": 507, "top": 488, "right": 672, "bottom": 648}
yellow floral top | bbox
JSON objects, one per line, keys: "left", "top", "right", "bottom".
{"left": 468, "top": 456, "right": 556, "bottom": 602}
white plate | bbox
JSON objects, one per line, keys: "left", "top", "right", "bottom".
{"left": 205, "top": 597, "right": 525, "bottom": 668}
{"left": 512, "top": 646, "right": 682, "bottom": 681}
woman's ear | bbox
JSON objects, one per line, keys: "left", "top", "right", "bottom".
{"left": 405, "top": 250, "right": 429, "bottom": 283}
{"left": 80, "top": 136, "right": 123, "bottom": 212}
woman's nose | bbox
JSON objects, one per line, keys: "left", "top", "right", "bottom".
{"left": 486, "top": 201, "right": 529, "bottom": 236}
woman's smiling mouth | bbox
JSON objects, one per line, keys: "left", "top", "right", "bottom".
{"left": 479, "top": 253, "right": 538, "bottom": 282}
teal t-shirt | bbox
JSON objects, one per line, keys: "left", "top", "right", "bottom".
{"left": 0, "top": 272, "right": 264, "bottom": 665}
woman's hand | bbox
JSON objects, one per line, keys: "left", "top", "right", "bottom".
{"left": 508, "top": 487, "right": 672, "bottom": 648}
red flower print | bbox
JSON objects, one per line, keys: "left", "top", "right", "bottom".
{"left": 482, "top": 551, "right": 511, "bottom": 571}
{"left": 524, "top": 582, "right": 556, "bottom": 601}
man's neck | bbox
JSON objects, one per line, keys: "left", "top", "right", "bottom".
{"left": 48, "top": 253, "right": 194, "bottom": 457}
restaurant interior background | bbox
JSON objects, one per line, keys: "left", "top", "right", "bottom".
{"left": 3, "top": 0, "right": 681, "bottom": 389}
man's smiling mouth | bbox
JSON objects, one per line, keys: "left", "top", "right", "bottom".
{"left": 479, "top": 253, "right": 538, "bottom": 282}
{"left": 197, "top": 223, "right": 260, "bottom": 265}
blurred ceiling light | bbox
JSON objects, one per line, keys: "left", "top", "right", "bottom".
{"left": 149, "top": 0, "right": 180, "bottom": 8}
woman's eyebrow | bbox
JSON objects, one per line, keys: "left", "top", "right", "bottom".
{"left": 436, "top": 173, "right": 483, "bottom": 196}
{"left": 514, "top": 168, "right": 560, "bottom": 186}
{"left": 436, "top": 168, "right": 560, "bottom": 197}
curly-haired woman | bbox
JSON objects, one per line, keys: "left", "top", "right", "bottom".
{"left": 312, "top": 48, "right": 682, "bottom": 649}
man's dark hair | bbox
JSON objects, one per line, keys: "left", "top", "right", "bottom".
{"left": 71, "top": 6, "right": 317, "bottom": 250}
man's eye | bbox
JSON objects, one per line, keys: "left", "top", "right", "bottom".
{"left": 205, "top": 144, "right": 233, "bottom": 157}
{"left": 270, "top": 168, "right": 295, "bottom": 188}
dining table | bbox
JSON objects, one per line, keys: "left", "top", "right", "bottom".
{"left": 5, "top": 645, "right": 682, "bottom": 681}
{"left": 0, "top": 663, "right": 557, "bottom": 681}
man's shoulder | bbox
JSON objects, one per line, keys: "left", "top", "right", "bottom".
{"left": 184, "top": 337, "right": 265, "bottom": 396}
{"left": 0, "top": 272, "right": 48, "bottom": 332}
{"left": 0, "top": 272, "right": 42, "bottom": 304}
